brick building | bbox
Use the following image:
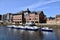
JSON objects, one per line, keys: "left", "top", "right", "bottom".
{"left": 11, "top": 9, "right": 46, "bottom": 24}
{"left": 56, "top": 15, "right": 60, "bottom": 24}
{"left": 12, "top": 14, "right": 22, "bottom": 24}
{"left": 25, "top": 11, "right": 46, "bottom": 23}
{"left": 47, "top": 17, "right": 56, "bottom": 24}
{"left": 47, "top": 15, "right": 60, "bottom": 24}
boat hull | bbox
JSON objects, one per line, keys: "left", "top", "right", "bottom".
{"left": 13, "top": 27, "right": 26, "bottom": 30}
{"left": 40, "top": 28, "right": 53, "bottom": 32}
{"left": 25, "top": 28, "right": 39, "bottom": 31}
{"left": 39, "top": 27, "right": 53, "bottom": 32}
{"left": 13, "top": 27, "right": 39, "bottom": 31}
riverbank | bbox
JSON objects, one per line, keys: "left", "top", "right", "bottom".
{"left": 0, "top": 23, "right": 60, "bottom": 28}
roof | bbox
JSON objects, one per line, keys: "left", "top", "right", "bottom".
{"left": 13, "top": 13, "right": 22, "bottom": 15}
{"left": 56, "top": 15, "right": 60, "bottom": 17}
{"left": 22, "top": 8, "right": 31, "bottom": 13}
{"left": 48, "top": 17, "right": 55, "bottom": 20}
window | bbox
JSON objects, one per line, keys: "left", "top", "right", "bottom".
{"left": 35, "top": 18, "right": 37, "bottom": 20}
{"left": 20, "top": 21, "right": 21, "bottom": 23}
{"left": 29, "top": 18, "right": 31, "bottom": 20}
{"left": 35, "top": 21, "right": 38, "bottom": 23}
{"left": 15, "top": 22, "right": 19, "bottom": 24}
{"left": 31, "top": 21, "right": 34, "bottom": 23}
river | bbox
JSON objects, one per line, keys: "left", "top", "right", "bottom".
{"left": 0, "top": 26, "right": 60, "bottom": 40}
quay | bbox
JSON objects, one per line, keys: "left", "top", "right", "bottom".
{"left": 0, "top": 22, "right": 60, "bottom": 28}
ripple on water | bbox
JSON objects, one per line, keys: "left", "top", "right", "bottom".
{"left": 0, "top": 26, "right": 58, "bottom": 40}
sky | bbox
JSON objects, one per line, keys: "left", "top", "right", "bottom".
{"left": 0, "top": 0, "right": 60, "bottom": 17}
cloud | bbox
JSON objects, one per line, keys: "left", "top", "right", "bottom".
{"left": 22, "top": 0, "right": 60, "bottom": 9}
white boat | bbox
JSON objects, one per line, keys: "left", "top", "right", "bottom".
{"left": 15, "top": 26, "right": 26, "bottom": 30}
{"left": 40, "top": 27, "right": 53, "bottom": 32}
{"left": 25, "top": 26, "right": 39, "bottom": 30}
{"left": 7, "top": 22, "right": 40, "bottom": 31}
{"left": 7, "top": 25, "right": 15, "bottom": 28}
{"left": 24, "top": 22, "right": 40, "bottom": 31}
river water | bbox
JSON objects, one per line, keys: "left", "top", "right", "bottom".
{"left": 0, "top": 26, "right": 60, "bottom": 40}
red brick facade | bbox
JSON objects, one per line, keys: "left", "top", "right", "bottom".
{"left": 12, "top": 9, "right": 46, "bottom": 24}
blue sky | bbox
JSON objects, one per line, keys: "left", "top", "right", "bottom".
{"left": 0, "top": 0, "right": 60, "bottom": 17}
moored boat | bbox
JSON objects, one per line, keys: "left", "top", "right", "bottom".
{"left": 24, "top": 22, "right": 40, "bottom": 31}
{"left": 40, "top": 27, "right": 53, "bottom": 32}
{"left": 7, "top": 25, "right": 26, "bottom": 30}
{"left": 7, "top": 25, "right": 15, "bottom": 28}
{"left": 7, "top": 22, "right": 40, "bottom": 31}
{"left": 25, "top": 26, "right": 39, "bottom": 31}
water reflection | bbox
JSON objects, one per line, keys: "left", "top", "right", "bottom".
{"left": 53, "top": 28, "right": 60, "bottom": 40}
{"left": 0, "top": 26, "right": 58, "bottom": 40}
{"left": 42, "top": 31, "right": 57, "bottom": 40}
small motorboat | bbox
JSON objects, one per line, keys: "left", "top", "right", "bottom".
{"left": 24, "top": 22, "right": 40, "bottom": 31}
{"left": 7, "top": 25, "right": 15, "bottom": 28}
{"left": 25, "top": 26, "right": 39, "bottom": 31}
{"left": 40, "top": 27, "right": 53, "bottom": 32}
{"left": 15, "top": 26, "right": 26, "bottom": 30}
{"left": 7, "top": 25, "right": 26, "bottom": 30}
